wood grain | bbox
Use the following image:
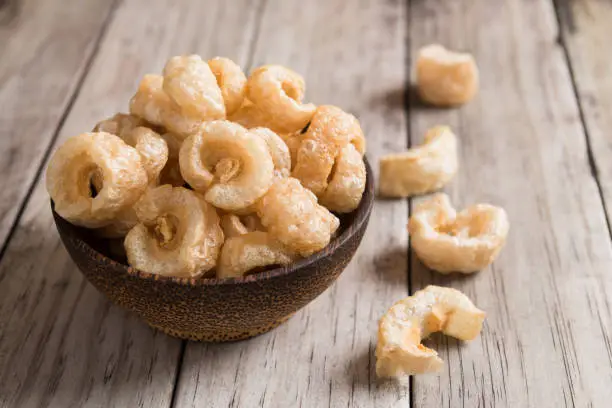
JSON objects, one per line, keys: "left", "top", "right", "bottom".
{"left": 0, "top": 0, "right": 116, "bottom": 250}
{"left": 0, "top": 0, "right": 260, "bottom": 406}
{"left": 556, "top": 0, "right": 612, "bottom": 229}
{"left": 172, "top": 0, "right": 411, "bottom": 407}
{"left": 409, "top": 0, "right": 612, "bottom": 407}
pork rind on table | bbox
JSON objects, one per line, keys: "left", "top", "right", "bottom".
{"left": 379, "top": 126, "right": 457, "bottom": 198}
{"left": 376, "top": 285, "right": 485, "bottom": 378}
{"left": 416, "top": 44, "right": 479, "bottom": 106}
{"left": 47, "top": 55, "right": 369, "bottom": 279}
{"left": 409, "top": 193, "right": 509, "bottom": 273}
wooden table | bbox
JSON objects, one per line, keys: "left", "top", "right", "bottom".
{"left": 1, "top": 0, "right": 611, "bottom": 406}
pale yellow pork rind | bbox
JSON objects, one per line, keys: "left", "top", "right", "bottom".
{"left": 217, "top": 231, "right": 295, "bottom": 278}
{"left": 408, "top": 194, "right": 509, "bottom": 273}
{"left": 179, "top": 120, "right": 275, "bottom": 211}
{"left": 46, "top": 132, "right": 148, "bottom": 228}
{"left": 124, "top": 185, "right": 223, "bottom": 278}
{"left": 376, "top": 285, "right": 485, "bottom": 378}
{"left": 379, "top": 126, "right": 457, "bottom": 198}
{"left": 416, "top": 44, "right": 478, "bottom": 106}
{"left": 257, "top": 177, "right": 339, "bottom": 257}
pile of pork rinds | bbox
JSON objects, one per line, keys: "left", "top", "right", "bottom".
{"left": 46, "top": 45, "right": 511, "bottom": 380}
{"left": 46, "top": 55, "right": 367, "bottom": 279}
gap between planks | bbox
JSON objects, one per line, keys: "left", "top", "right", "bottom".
{"left": 0, "top": 0, "right": 121, "bottom": 267}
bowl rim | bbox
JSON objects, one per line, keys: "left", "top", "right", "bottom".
{"left": 54, "top": 156, "right": 375, "bottom": 287}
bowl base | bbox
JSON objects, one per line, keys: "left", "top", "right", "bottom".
{"left": 146, "top": 313, "right": 295, "bottom": 342}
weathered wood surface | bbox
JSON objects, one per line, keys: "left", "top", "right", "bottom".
{"left": 0, "top": 0, "right": 116, "bottom": 249}
{"left": 0, "top": 0, "right": 260, "bottom": 406}
{"left": 409, "top": 0, "right": 612, "bottom": 407}
{"left": 557, "top": 0, "right": 612, "bottom": 225}
{"left": 172, "top": 0, "right": 410, "bottom": 407}
{"left": 1, "top": 0, "right": 612, "bottom": 407}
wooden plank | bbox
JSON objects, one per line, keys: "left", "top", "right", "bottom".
{"left": 0, "top": 0, "right": 260, "bottom": 406}
{"left": 409, "top": 0, "right": 612, "bottom": 407}
{"left": 556, "top": 0, "right": 612, "bottom": 226}
{"left": 0, "top": 0, "right": 116, "bottom": 248}
{"left": 173, "top": 0, "right": 411, "bottom": 407}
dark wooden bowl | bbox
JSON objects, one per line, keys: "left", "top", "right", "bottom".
{"left": 52, "top": 158, "right": 374, "bottom": 342}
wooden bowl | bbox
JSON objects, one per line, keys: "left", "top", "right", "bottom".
{"left": 52, "top": 158, "right": 374, "bottom": 342}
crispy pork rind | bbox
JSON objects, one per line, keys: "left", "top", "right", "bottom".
{"left": 124, "top": 185, "right": 224, "bottom": 278}
{"left": 408, "top": 193, "right": 509, "bottom": 273}
{"left": 257, "top": 177, "right": 339, "bottom": 257}
{"left": 376, "top": 285, "right": 485, "bottom": 378}
{"left": 208, "top": 57, "right": 247, "bottom": 116}
{"left": 217, "top": 231, "right": 295, "bottom": 278}
{"left": 379, "top": 126, "right": 457, "bottom": 198}
{"left": 46, "top": 132, "right": 148, "bottom": 228}
{"left": 179, "top": 120, "right": 274, "bottom": 211}
{"left": 416, "top": 44, "right": 478, "bottom": 106}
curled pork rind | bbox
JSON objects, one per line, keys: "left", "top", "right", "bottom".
{"left": 163, "top": 55, "right": 226, "bottom": 120}
{"left": 129, "top": 74, "right": 203, "bottom": 139}
{"left": 379, "top": 126, "right": 457, "bottom": 198}
{"left": 319, "top": 143, "right": 366, "bottom": 213}
{"left": 217, "top": 231, "right": 295, "bottom": 278}
{"left": 46, "top": 132, "right": 148, "bottom": 228}
{"left": 257, "top": 177, "right": 339, "bottom": 257}
{"left": 408, "top": 194, "right": 509, "bottom": 273}
{"left": 96, "top": 208, "right": 139, "bottom": 238}
{"left": 93, "top": 114, "right": 169, "bottom": 186}
{"left": 416, "top": 44, "right": 478, "bottom": 106}
{"left": 376, "top": 285, "right": 485, "bottom": 378}
{"left": 124, "top": 185, "right": 224, "bottom": 278}
{"left": 250, "top": 127, "right": 291, "bottom": 177}
{"left": 292, "top": 105, "right": 365, "bottom": 196}
{"left": 245, "top": 65, "right": 316, "bottom": 134}
{"left": 179, "top": 120, "right": 275, "bottom": 210}
{"left": 228, "top": 99, "right": 270, "bottom": 129}
{"left": 208, "top": 57, "right": 247, "bottom": 116}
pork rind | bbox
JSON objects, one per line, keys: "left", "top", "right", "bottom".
{"left": 208, "top": 57, "right": 247, "bottom": 116}
{"left": 379, "top": 126, "right": 457, "bottom": 198}
{"left": 124, "top": 185, "right": 224, "bottom": 278}
{"left": 416, "top": 44, "right": 478, "bottom": 106}
{"left": 163, "top": 55, "right": 226, "bottom": 120}
{"left": 245, "top": 65, "right": 316, "bottom": 134}
{"left": 318, "top": 143, "right": 366, "bottom": 213}
{"left": 257, "top": 177, "right": 339, "bottom": 257}
{"left": 94, "top": 114, "right": 169, "bottom": 186}
{"left": 217, "top": 231, "right": 294, "bottom": 278}
{"left": 220, "top": 214, "right": 249, "bottom": 239}
{"left": 129, "top": 74, "right": 203, "bottom": 139}
{"left": 408, "top": 193, "right": 509, "bottom": 273}
{"left": 376, "top": 285, "right": 485, "bottom": 378}
{"left": 250, "top": 127, "right": 291, "bottom": 178}
{"left": 292, "top": 105, "right": 365, "bottom": 196}
{"left": 179, "top": 120, "right": 275, "bottom": 210}
{"left": 46, "top": 132, "right": 148, "bottom": 228}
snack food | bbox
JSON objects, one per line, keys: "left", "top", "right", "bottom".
{"left": 46, "top": 132, "right": 148, "bottom": 228}
{"left": 217, "top": 231, "right": 295, "bottom": 278}
{"left": 246, "top": 65, "right": 316, "bottom": 134}
{"left": 179, "top": 120, "right": 275, "bottom": 210}
{"left": 379, "top": 126, "right": 457, "bottom": 198}
{"left": 124, "top": 185, "right": 223, "bottom": 278}
{"left": 257, "top": 177, "right": 340, "bottom": 257}
{"left": 49, "top": 56, "right": 368, "bottom": 279}
{"left": 408, "top": 193, "right": 509, "bottom": 273}
{"left": 376, "top": 285, "right": 485, "bottom": 378}
{"left": 208, "top": 57, "right": 247, "bottom": 116}
{"left": 416, "top": 44, "right": 478, "bottom": 106}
